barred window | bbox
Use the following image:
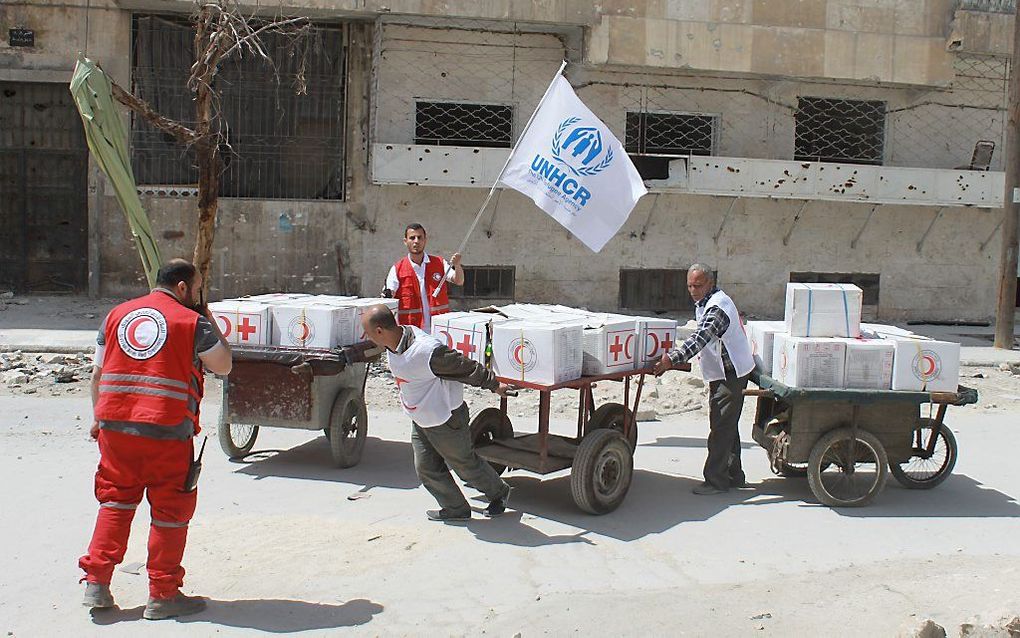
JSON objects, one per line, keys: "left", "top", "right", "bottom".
{"left": 449, "top": 266, "right": 515, "bottom": 299}
{"left": 790, "top": 272, "right": 881, "bottom": 306}
{"left": 620, "top": 268, "right": 713, "bottom": 312}
{"left": 795, "top": 97, "right": 885, "bottom": 166}
{"left": 130, "top": 15, "right": 347, "bottom": 200}
{"left": 625, "top": 112, "right": 717, "bottom": 180}
{"left": 414, "top": 101, "right": 513, "bottom": 148}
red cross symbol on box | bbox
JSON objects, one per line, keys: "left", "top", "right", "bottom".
{"left": 237, "top": 317, "right": 257, "bottom": 342}
{"left": 609, "top": 335, "right": 625, "bottom": 361}
{"left": 456, "top": 333, "right": 477, "bottom": 358}
{"left": 660, "top": 333, "right": 674, "bottom": 353}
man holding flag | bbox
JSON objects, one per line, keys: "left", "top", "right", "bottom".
{"left": 382, "top": 222, "right": 464, "bottom": 333}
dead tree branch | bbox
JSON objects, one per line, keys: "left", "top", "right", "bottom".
{"left": 109, "top": 80, "right": 198, "bottom": 145}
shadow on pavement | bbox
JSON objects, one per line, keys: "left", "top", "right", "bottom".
{"left": 92, "top": 598, "right": 383, "bottom": 632}
{"left": 234, "top": 436, "right": 420, "bottom": 490}
{"left": 644, "top": 435, "right": 754, "bottom": 450}
{"left": 475, "top": 469, "right": 760, "bottom": 543}
{"left": 464, "top": 511, "right": 598, "bottom": 547}
{"left": 737, "top": 474, "right": 1020, "bottom": 518}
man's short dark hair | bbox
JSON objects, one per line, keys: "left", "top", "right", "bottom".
{"left": 155, "top": 259, "right": 197, "bottom": 288}
{"left": 364, "top": 304, "right": 399, "bottom": 331}
{"left": 405, "top": 223, "right": 426, "bottom": 238}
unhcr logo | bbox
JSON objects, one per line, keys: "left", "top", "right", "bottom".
{"left": 527, "top": 117, "right": 614, "bottom": 210}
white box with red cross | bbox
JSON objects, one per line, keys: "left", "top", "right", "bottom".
{"left": 581, "top": 314, "right": 639, "bottom": 375}
{"left": 208, "top": 301, "right": 271, "bottom": 346}
{"left": 431, "top": 311, "right": 508, "bottom": 365}
{"left": 492, "top": 320, "right": 583, "bottom": 385}
{"left": 634, "top": 316, "right": 678, "bottom": 367}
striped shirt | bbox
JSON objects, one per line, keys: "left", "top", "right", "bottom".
{"left": 667, "top": 288, "right": 735, "bottom": 375}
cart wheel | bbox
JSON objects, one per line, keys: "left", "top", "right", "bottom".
{"left": 571, "top": 429, "right": 633, "bottom": 515}
{"left": 584, "top": 402, "right": 637, "bottom": 450}
{"left": 218, "top": 422, "right": 259, "bottom": 459}
{"left": 889, "top": 418, "right": 957, "bottom": 489}
{"left": 470, "top": 408, "right": 514, "bottom": 474}
{"left": 328, "top": 391, "right": 368, "bottom": 468}
{"left": 807, "top": 427, "right": 888, "bottom": 508}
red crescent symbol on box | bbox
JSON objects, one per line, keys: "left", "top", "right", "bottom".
{"left": 439, "top": 330, "right": 453, "bottom": 348}
{"left": 298, "top": 321, "right": 310, "bottom": 341}
{"left": 513, "top": 344, "right": 526, "bottom": 365}
{"left": 126, "top": 316, "right": 155, "bottom": 350}
{"left": 921, "top": 354, "right": 937, "bottom": 378}
{"left": 216, "top": 315, "right": 232, "bottom": 337}
{"left": 624, "top": 334, "right": 634, "bottom": 359}
{"left": 781, "top": 351, "right": 788, "bottom": 372}
{"left": 646, "top": 332, "right": 659, "bottom": 357}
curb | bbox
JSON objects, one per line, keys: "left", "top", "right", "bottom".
{"left": 1, "top": 345, "right": 96, "bottom": 355}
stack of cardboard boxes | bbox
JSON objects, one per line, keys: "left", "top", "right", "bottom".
{"left": 747, "top": 284, "right": 960, "bottom": 391}
{"left": 208, "top": 295, "right": 397, "bottom": 349}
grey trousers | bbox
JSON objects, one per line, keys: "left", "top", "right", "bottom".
{"left": 704, "top": 371, "right": 750, "bottom": 490}
{"left": 410, "top": 403, "right": 510, "bottom": 515}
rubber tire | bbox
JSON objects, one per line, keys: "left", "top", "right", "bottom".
{"left": 779, "top": 462, "right": 808, "bottom": 477}
{"left": 328, "top": 391, "right": 368, "bottom": 468}
{"left": 218, "top": 422, "right": 259, "bottom": 459}
{"left": 571, "top": 428, "right": 634, "bottom": 515}
{"left": 889, "top": 419, "right": 957, "bottom": 489}
{"left": 584, "top": 402, "right": 638, "bottom": 450}
{"left": 470, "top": 408, "right": 514, "bottom": 475}
{"left": 807, "top": 427, "right": 888, "bottom": 508}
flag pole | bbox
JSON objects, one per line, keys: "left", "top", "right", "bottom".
{"left": 433, "top": 59, "right": 568, "bottom": 297}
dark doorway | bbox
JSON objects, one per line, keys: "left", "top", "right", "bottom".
{"left": 0, "top": 81, "right": 88, "bottom": 293}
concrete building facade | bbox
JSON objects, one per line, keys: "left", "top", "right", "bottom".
{"left": 1, "top": 0, "right": 1017, "bottom": 321}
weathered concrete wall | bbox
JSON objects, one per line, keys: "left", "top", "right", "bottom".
{"left": 362, "top": 185, "right": 1002, "bottom": 322}
{"left": 588, "top": 0, "right": 959, "bottom": 86}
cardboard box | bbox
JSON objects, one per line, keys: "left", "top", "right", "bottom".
{"left": 336, "top": 298, "right": 400, "bottom": 342}
{"left": 747, "top": 321, "right": 786, "bottom": 374}
{"left": 773, "top": 335, "right": 846, "bottom": 388}
{"left": 890, "top": 338, "right": 960, "bottom": 392}
{"left": 208, "top": 301, "right": 271, "bottom": 346}
{"left": 635, "top": 316, "right": 678, "bottom": 367}
{"left": 860, "top": 322, "right": 916, "bottom": 339}
{"left": 492, "top": 320, "right": 583, "bottom": 385}
{"left": 785, "top": 283, "right": 863, "bottom": 338}
{"left": 270, "top": 304, "right": 344, "bottom": 349}
{"left": 842, "top": 338, "right": 895, "bottom": 390}
{"left": 581, "top": 315, "right": 638, "bottom": 375}
{"left": 431, "top": 311, "right": 508, "bottom": 365}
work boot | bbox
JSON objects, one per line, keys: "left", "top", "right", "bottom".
{"left": 82, "top": 582, "right": 115, "bottom": 609}
{"left": 692, "top": 482, "right": 728, "bottom": 495}
{"left": 484, "top": 487, "right": 513, "bottom": 518}
{"left": 143, "top": 593, "right": 207, "bottom": 620}
{"left": 425, "top": 508, "right": 471, "bottom": 522}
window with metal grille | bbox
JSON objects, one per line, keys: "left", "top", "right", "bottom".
{"left": 449, "top": 266, "right": 515, "bottom": 299}
{"left": 620, "top": 268, "right": 712, "bottom": 312}
{"left": 130, "top": 15, "right": 347, "bottom": 200}
{"left": 795, "top": 97, "right": 885, "bottom": 165}
{"left": 789, "top": 272, "right": 881, "bottom": 306}
{"left": 625, "top": 112, "right": 717, "bottom": 180}
{"left": 414, "top": 101, "right": 513, "bottom": 148}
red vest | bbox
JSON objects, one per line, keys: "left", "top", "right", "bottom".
{"left": 394, "top": 255, "right": 450, "bottom": 329}
{"left": 94, "top": 291, "right": 204, "bottom": 431}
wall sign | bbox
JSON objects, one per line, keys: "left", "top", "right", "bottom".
{"left": 9, "top": 28, "right": 35, "bottom": 48}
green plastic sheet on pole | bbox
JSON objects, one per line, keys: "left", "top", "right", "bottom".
{"left": 69, "top": 54, "right": 161, "bottom": 288}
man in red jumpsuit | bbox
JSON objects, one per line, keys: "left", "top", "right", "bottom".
{"left": 79, "top": 259, "right": 232, "bottom": 620}
{"left": 382, "top": 222, "right": 464, "bottom": 332}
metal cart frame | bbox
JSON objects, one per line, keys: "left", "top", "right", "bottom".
{"left": 747, "top": 370, "right": 978, "bottom": 507}
{"left": 471, "top": 364, "right": 690, "bottom": 515}
{"left": 217, "top": 342, "right": 380, "bottom": 467}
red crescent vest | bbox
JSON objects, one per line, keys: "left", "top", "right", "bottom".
{"left": 394, "top": 255, "right": 450, "bottom": 329}
{"left": 94, "top": 291, "right": 205, "bottom": 431}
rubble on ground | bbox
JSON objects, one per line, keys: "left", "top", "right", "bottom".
{"left": 0, "top": 351, "right": 93, "bottom": 393}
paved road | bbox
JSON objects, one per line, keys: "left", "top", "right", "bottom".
{"left": 2, "top": 394, "right": 1018, "bottom": 636}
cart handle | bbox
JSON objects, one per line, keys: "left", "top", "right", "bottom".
{"left": 290, "top": 361, "right": 313, "bottom": 381}
{"left": 744, "top": 389, "right": 774, "bottom": 398}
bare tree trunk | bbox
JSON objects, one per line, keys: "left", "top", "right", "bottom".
{"left": 994, "top": 8, "right": 1020, "bottom": 349}
{"left": 192, "top": 6, "right": 221, "bottom": 296}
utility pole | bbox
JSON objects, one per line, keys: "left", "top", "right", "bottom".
{"left": 994, "top": 6, "right": 1020, "bottom": 349}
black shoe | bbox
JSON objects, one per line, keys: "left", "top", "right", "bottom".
{"left": 692, "top": 482, "right": 729, "bottom": 495}
{"left": 426, "top": 508, "right": 471, "bottom": 522}
{"left": 484, "top": 487, "right": 512, "bottom": 518}
{"left": 730, "top": 477, "right": 750, "bottom": 489}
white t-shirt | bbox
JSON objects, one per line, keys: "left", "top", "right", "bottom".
{"left": 385, "top": 252, "right": 451, "bottom": 333}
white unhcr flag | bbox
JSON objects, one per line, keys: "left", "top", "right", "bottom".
{"left": 499, "top": 75, "right": 648, "bottom": 252}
